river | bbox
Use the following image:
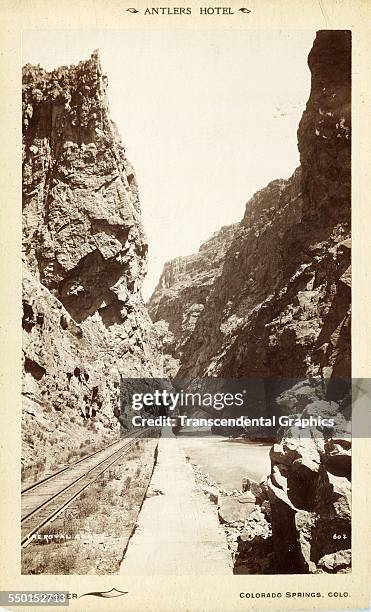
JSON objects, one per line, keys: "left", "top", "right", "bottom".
{"left": 176, "top": 427, "right": 271, "bottom": 491}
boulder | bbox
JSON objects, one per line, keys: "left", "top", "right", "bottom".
{"left": 317, "top": 549, "right": 351, "bottom": 573}
{"left": 234, "top": 508, "right": 275, "bottom": 574}
{"left": 242, "top": 477, "right": 264, "bottom": 498}
{"left": 218, "top": 494, "right": 255, "bottom": 524}
{"left": 324, "top": 439, "right": 351, "bottom": 478}
{"left": 295, "top": 510, "right": 317, "bottom": 573}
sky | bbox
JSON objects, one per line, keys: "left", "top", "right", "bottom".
{"left": 23, "top": 29, "right": 316, "bottom": 299}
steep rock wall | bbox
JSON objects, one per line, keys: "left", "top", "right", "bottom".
{"left": 147, "top": 224, "right": 237, "bottom": 374}
{"left": 177, "top": 30, "right": 350, "bottom": 383}
{"left": 150, "top": 30, "right": 351, "bottom": 573}
{"left": 22, "top": 52, "right": 161, "bottom": 467}
{"left": 263, "top": 29, "right": 351, "bottom": 574}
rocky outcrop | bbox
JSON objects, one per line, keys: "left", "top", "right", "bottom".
{"left": 148, "top": 224, "right": 237, "bottom": 374}
{"left": 22, "top": 52, "right": 161, "bottom": 466}
{"left": 267, "top": 389, "right": 351, "bottom": 573}
{"left": 150, "top": 30, "right": 351, "bottom": 573}
{"left": 260, "top": 32, "right": 351, "bottom": 573}
{"left": 193, "top": 461, "right": 275, "bottom": 574}
{"left": 174, "top": 30, "right": 350, "bottom": 384}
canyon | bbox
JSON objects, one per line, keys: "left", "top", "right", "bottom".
{"left": 148, "top": 223, "right": 237, "bottom": 375}
{"left": 148, "top": 30, "right": 351, "bottom": 573}
{"left": 150, "top": 31, "right": 351, "bottom": 383}
{"left": 22, "top": 30, "right": 351, "bottom": 575}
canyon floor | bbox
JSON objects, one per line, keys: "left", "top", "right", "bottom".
{"left": 120, "top": 430, "right": 233, "bottom": 575}
{"left": 22, "top": 429, "right": 271, "bottom": 575}
{"left": 120, "top": 429, "right": 272, "bottom": 575}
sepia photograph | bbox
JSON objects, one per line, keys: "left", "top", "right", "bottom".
{"left": 20, "top": 26, "right": 352, "bottom": 582}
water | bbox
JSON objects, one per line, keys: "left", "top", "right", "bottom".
{"left": 177, "top": 429, "right": 271, "bottom": 491}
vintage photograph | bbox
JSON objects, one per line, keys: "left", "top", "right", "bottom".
{"left": 21, "top": 28, "right": 351, "bottom": 577}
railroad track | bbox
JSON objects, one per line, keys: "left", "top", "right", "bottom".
{"left": 21, "top": 429, "right": 153, "bottom": 547}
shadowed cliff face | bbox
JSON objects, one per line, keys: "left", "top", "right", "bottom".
{"left": 149, "top": 31, "right": 351, "bottom": 574}
{"left": 22, "top": 51, "right": 161, "bottom": 465}
{"left": 147, "top": 224, "right": 237, "bottom": 374}
{"left": 298, "top": 30, "right": 351, "bottom": 225}
{"left": 173, "top": 30, "right": 351, "bottom": 383}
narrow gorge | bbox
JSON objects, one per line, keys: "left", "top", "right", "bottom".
{"left": 148, "top": 30, "right": 351, "bottom": 574}
{"left": 150, "top": 31, "right": 351, "bottom": 383}
{"left": 22, "top": 30, "right": 351, "bottom": 576}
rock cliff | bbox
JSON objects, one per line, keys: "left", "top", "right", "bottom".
{"left": 151, "top": 34, "right": 350, "bottom": 384}
{"left": 147, "top": 224, "right": 237, "bottom": 374}
{"left": 22, "top": 52, "right": 161, "bottom": 468}
{"left": 177, "top": 33, "right": 351, "bottom": 382}
{"left": 150, "top": 30, "right": 351, "bottom": 573}
{"left": 264, "top": 29, "right": 351, "bottom": 574}
{"left": 266, "top": 386, "right": 351, "bottom": 574}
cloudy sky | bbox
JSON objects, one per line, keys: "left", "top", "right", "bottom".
{"left": 23, "top": 29, "right": 316, "bottom": 299}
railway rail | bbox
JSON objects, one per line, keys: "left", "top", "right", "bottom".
{"left": 21, "top": 428, "right": 153, "bottom": 547}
